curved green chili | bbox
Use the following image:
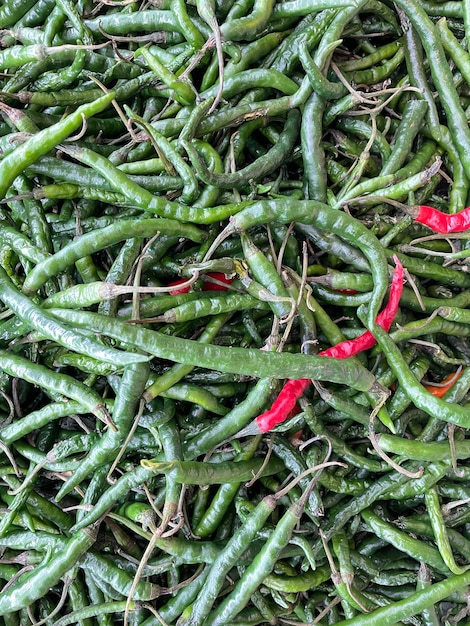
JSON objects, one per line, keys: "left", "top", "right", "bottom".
{"left": 0, "top": 92, "right": 114, "bottom": 200}
{"left": 46, "top": 307, "right": 379, "bottom": 391}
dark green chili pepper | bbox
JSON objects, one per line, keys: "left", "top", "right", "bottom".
{"left": 350, "top": 45, "right": 405, "bottom": 85}
{"left": 184, "top": 378, "right": 273, "bottom": 458}
{"left": 0, "top": 0, "right": 38, "bottom": 27}
{"left": 361, "top": 508, "right": 450, "bottom": 575}
{"left": 55, "top": 0, "right": 93, "bottom": 45}
{"left": 70, "top": 465, "right": 156, "bottom": 531}
{"left": 182, "top": 109, "right": 300, "bottom": 190}
{"left": 126, "top": 106, "right": 200, "bottom": 203}
{"left": 12, "top": 175, "right": 53, "bottom": 254}
{"left": 0, "top": 400, "right": 111, "bottom": 445}
{"left": 81, "top": 551, "right": 160, "bottom": 601}
{"left": 142, "top": 312, "right": 231, "bottom": 403}
{"left": 396, "top": 0, "right": 470, "bottom": 176}
{"left": 385, "top": 460, "right": 451, "bottom": 500}
{"left": 299, "top": 39, "right": 346, "bottom": 100}
{"left": 26, "top": 155, "right": 183, "bottom": 195}
{"left": 225, "top": 197, "right": 388, "bottom": 326}
{"left": 200, "top": 68, "right": 299, "bottom": 100}
{"left": 151, "top": 568, "right": 212, "bottom": 626}
{"left": 380, "top": 99, "right": 428, "bottom": 176}
{"left": 303, "top": 402, "right": 384, "bottom": 471}
{"left": 387, "top": 356, "right": 430, "bottom": 421}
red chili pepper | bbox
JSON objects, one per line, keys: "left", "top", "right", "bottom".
{"left": 255, "top": 257, "right": 404, "bottom": 433}
{"left": 256, "top": 378, "right": 310, "bottom": 434}
{"left": 168, "top": 278, "right": 191, "bottom": 295}
{"left": 320, "top": 258, "right": 404, "bottom": 359}
{"left": 168, "top": 272, "right": 233, "bottom": 295}
{"left": 202, "top": 272, "right": 234, "bottom": 291}
{"left": 423, "top": 369, "right": 463, "bottom": 398}
{"left": 411, "top": 205, "right": 470, "bottom": 234}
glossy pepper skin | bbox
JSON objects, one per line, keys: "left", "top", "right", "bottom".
{"left": 412, "top": 205, "right": 470, "bottom": 233}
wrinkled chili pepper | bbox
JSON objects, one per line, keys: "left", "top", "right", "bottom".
{"left": 410, "top": 205, "right": 470, "bottom": 233}
{"left": 255, "top": 257, "right": 404, "bottom": 433}
{"left": 203, "top": 272, "right": 235, "bottom": 291}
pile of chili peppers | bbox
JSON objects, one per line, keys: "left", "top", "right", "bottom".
{"left": 2, "top": 1, "right": 470, "bottom": 625}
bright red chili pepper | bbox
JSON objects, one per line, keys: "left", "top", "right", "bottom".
{"left": 256, "top": 378, "right": 310, "bottom": 434}
{"left": 411, "top": 205, "right": 470, "bottom": 234}
{"left": 255, "top": 257, "right": 404, "bottom": 433}
{"left": 320, "top": 258, "right": 404, "bottom": 359}
{"left": 168, "top": 272, "right": 233, "bottom": 295}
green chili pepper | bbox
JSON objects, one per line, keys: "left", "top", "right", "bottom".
{"left": 0, "top": 92, "right": 114, "bottom": 200}
{"left": 141, "top": 456, "right": 285, "bottom": 484}
{"left": 0, "top": 526, "right": 98, "bottom": 616}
